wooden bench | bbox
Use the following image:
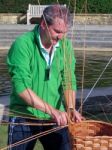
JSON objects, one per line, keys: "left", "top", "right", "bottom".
{"left": 27, "top": 4, "right": 66, "bottom": 25}
{"left": 27, "top": 4, "right": 48, "bottom": 25}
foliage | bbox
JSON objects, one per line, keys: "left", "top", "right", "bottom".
{"left": 0, "top": 0, "right": 112, "bottom": 13}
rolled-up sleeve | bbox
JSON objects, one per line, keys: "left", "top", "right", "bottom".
{"left": 7, "top": 38, "right": 32, "bottom": 94}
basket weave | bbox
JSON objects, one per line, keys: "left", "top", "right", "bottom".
{"left": 69, "top": 120, "right": 112, "bottom": 150}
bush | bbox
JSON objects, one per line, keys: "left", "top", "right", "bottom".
{"left": 0, "top": 0, "right": 112, "bottom": 13}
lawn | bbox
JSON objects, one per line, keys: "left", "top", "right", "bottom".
{"left": 0, "top": 125, "right": 44, "bottom": 150}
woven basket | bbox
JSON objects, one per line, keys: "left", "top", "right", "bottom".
{"left": 69, "top": 120, "right": 112, "bottom": 150}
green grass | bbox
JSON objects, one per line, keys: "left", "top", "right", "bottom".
{"left": 0, "top": 125, "right": 43, "bottom": 150}
{"left": 0, "top": 125, "right": 7, "bottom": 148}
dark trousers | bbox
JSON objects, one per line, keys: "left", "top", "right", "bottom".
{"left": 8, "top": 117, "right": 71, "bottom": 150}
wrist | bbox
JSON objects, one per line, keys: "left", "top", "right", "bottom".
{"left": 45, "top": 103, "right": 56, "bottom": 117}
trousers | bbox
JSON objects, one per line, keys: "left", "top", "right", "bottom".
{"left": 8, "top": 116, "right": 71, "bottom": 150}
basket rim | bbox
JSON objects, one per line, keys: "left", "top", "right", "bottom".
{"left": 70, "top": 119, "right": 112, "bottom": 127}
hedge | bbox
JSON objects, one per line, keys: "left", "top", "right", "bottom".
{"left": 0, "top": 0, "right": 112, "bottom": 13}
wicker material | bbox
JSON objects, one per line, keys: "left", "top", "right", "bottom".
{"left": 69, "top": 120, "right": 112, "bottom": 150}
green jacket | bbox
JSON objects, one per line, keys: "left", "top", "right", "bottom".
{"left": 7, "top": 25, "right": 76, "bottom": 119}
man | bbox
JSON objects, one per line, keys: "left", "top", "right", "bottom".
{"left": 7, "top": 4, "right": 82, "bottom": 150}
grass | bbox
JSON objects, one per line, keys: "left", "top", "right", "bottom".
{"left": 0, "top": 125, "right": 7, "bottom": 148}
{"left": 0, "top": 125, "right": 44, "bottom": 150}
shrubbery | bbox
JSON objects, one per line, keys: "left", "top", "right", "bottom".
{"left": 0, "top": 0, "right": 112, "bottom": 13}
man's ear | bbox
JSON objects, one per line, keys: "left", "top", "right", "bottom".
{"left": 40, "top": 20, "right": 46, "bottom": 30}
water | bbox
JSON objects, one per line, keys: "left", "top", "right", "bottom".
{"left": 0, "top": 49, "right": 11, "bottom": 96}
{"left": 0, "top": 49, "right": 112, "bottom": 95}
{"left": 75, "top": 50, "right": 112, "bottom": 89}
{"left": 75, "top": 50, "right": 112, "bottom": 121}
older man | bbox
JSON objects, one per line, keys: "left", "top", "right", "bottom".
{"left": 7, "top": 4, "right": 82, "bottom": 150}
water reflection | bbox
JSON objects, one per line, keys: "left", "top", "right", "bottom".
{"left": 75, "top": 50, "right": 112, "bottom": 122}
{"left": 0, "top": 50, "right": 10, "bottom": 95}
{"left": 75, "top": 51, "right": 112, "bottom": 89}
{"left": 0, "top": 50, "right": 112, "bottom": 96}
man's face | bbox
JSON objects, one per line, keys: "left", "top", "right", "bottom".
{"left": 46, "top": 18, "right": 68, "bottom": 45}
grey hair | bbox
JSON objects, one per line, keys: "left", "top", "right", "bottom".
{"left": 41, "top": 4, "right": 70, "bottom": 26}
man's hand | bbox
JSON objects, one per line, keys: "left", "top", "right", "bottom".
{"left": 69, "top": 109, "right": 84, "bottom": 122}
{"left": 51, "top": 109, "right": 68, "bottom": 126}
{"left": 50, "top": 108, "right": 84, "bottom": 126}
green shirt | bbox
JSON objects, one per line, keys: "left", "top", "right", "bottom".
{"left": 7, "top": 25, "right": 77, "bottom": 119}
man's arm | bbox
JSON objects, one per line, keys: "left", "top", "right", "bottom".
{"left": 64, "top": 89, "right": 83, "bottom": 122}
{"left": 19, "top": 88, "right": 68, "bottom": 126}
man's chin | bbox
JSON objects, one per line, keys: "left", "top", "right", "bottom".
{"left": 52, "top": 40, "right": 58, "bottom": 45}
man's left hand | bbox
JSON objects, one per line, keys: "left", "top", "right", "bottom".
{"left": 69, "top": 109, "right": 85, "bottom": 122}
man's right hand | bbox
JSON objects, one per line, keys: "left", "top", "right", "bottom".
{"left": 51, "top": 109, "right": 68, "bottom": 126}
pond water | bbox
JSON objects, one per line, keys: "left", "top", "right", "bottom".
{"left": 75, "top": 50, "right": 112, "bottom": 89}
{"left": 0, "top": 50, "right": 11, "bottom": 95}
{"left": 0, "top": 50, "right": 112, "bottom": 94}
{"left": 75, "top": 50, "right": 112, "bottom": 121}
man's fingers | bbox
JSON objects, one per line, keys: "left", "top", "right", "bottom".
{"left": 53, "top": 111, "right": 68, "bottom": 126}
